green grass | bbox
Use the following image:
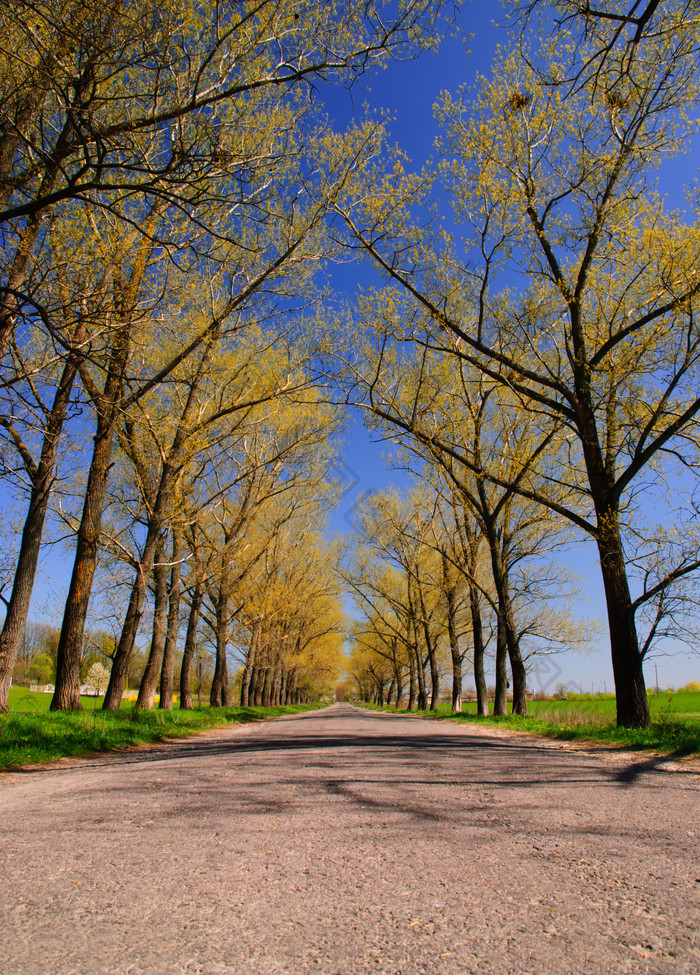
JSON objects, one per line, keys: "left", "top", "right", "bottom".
{"left": 8, "top": 688, "right": 125, "bottom": 713}
{"left": 0, "top": 694, "right": 322, "bottom": 770}
{"left": 363, "top": 691, "right": 700, "bottom": 757}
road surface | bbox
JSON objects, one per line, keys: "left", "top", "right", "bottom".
{"left": 1, "top": 703, "right": 698, "bottom": 974}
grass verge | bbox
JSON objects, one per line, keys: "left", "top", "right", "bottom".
{"left": 0, "top": 703, "right": 321, "bottom": 771}
{"left": 361, "top": 697, "right": 700, "bottom": 757}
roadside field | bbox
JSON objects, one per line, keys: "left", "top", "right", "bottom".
{"left": 463, "top": 690, "right": 700, "bottom": 722}
{"left": 368, "top": 691, "right": 700, "bottom": 756}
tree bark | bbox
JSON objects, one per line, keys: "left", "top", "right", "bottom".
{"left": 597, "top": 511, "right": 650, "bottom": 726}
{"left": 52, "top": 326, "right": 130, "bottom": 711}
{"left": 408, "top": 581, "right": 427, "bottom": 710}
{"left": 416, "top": 574, "right": 440, "bottom": 711}
{"left": 406, "top": 646, "right": 417, "bottom": 711}
{"left": 463, "top": 528, "right": 489, "bottom": 717}
{"left": 482, "top": 509, "right": 528, "bottom": 716}
{"left": 494, "top": 616, "right": 508, "bottom": 716}
{"left": 179, "top": 572, "right": 204, "bottom": 710}
{"left": 285, "top": 669, "right": 297, "bottom": 705}
{"left": 159, "top": 529, "right": 182, "bottom": 710}
{"left": 102, "top": 504, "right": 169, "bottom": 710}
{"left": 240, "top": 623, "right": 260, "bottom": 707}
{"left": 468, "top": 580, "right": 488, "bottom": 716}
{"left": 261, "top": 666, "right": 271, "bottom": 706}
{"left": 392, "top": 647, "right": 404, "bottom": 707}
{"left": 442, "top": 552, "right": 462, "bottom": 712}
{"left": 136, "top": 535, "right": 169, "bottom": 710}
{"left": 210, "top": 582, "right": 229, "bottom": 707}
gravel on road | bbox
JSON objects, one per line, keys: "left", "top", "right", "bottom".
{"left": 1, "top": 703, "right": 698, "bottom": 975}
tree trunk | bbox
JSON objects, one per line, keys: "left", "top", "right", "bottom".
{"left": 261, "top": 667, "right": 271, "bottom": 706}
{"left": 242, "top": 622, "right": 261, "bottom": 706}
{"left": 52, "top": 327, "right": 130, "bottom": 711}
{"left": 417, "top": 578, "right": 440, "bottom": 711}
{"left": 179, "top": 573, "right": 204, "bottom": 710}
{"left": 210, "top": 584, "right": 229, "bottom": 708}
{"left": 392, "top": 652, "right": 404, "bottom": 708}
{"left": 103, "top": 513, "right": 166, "bottom": 710}
{"left": 248, "top": 664, "right": 258, "bottom": 704}
{"left": 105, "top": 308, "right": 222, "bottom": 711}
{"left": 53, "top": 194, "right": 165, "bottom": 713}
{"left": 406, "top": 647, "right": 417, "bottom": 711}
{"left": 484, "top": 519, "right": 528, "bottom": 716}
{"left": 159, "top": 529, "right": 182, "bottom": 710}
{"left": 494, "top": 616, "right": 508, "bottom": 716}
{"left": 136, "top": 535, "right": 168, "bottom": 710}
{"left": 239, "top": 668, "right": 250, "bottom": 707}
{"left": 408, "top": 583, "right": 427, "bottom": 710}
{"left": 279, "top": 670, "right": 287, "bottom": 706}
{"left": 442, "top": 553, "right": 462, "bottom": 712}
{"left": 463, "top": 530, "right": 489, "bottom": 717}
{"left": 252, "top": 665, "right": 263, "bottom": 706}
{"left": 574, "top": 346, "right": 651, "bottom": 727}
{"left": 597, "top": 512, "right": 650, "bottom": 726}
{"left": 273, "top": 667, "right": 282, "bottom": 706}
{"left": 467, "top": 581, "right": 488, "bottom": 716}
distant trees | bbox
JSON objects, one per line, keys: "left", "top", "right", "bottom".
{"left": 85, "top": 662, "right": 110, "bottom": 696}
{"left": 342, "top": 466, "right": 585, "bottom": 714}
{"left": 6, "top": 620, "right": 116, "bottom": 688}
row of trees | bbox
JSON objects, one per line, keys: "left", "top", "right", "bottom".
{"left": 3, "top": 2, "right": 698, "bottom": 727}
{"left": 0, "top": 0, "right": 448, "bottom": 712}
{"left": 343, "top": 471, "right": 584, "bottom": 715}
{"left": 329, "top": 0, "right": 700, "bottom": 726}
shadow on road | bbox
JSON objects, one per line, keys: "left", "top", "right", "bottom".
{"left": 16, "top": 718, "right": 694, "bottom": 789}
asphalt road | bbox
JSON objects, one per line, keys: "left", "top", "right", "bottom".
{"left": 1, "top": 703, "right": 699, "bottom": 975}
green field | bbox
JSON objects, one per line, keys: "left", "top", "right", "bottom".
{"left": 462, "top": 690, "right": 700, "bottom": 723}
{"left": 367, "top": 691, "right": 700, "bottom": 756}
{"left": 8, "top": 688, "right": 123, "bottom": 713}
{"left": 0, "top": 690, "right": 322, "bottom": 770}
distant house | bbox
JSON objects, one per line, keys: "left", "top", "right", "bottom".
{"left": 29, "top": 683, "right": 102, "bottom": 696}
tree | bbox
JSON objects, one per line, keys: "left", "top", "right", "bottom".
{"left": 508, "top": 1, "right": 696, "bottom": 87}
{"left": 85, "top": 662, "right": 110, "bottom": 696}
{"left": 334, "top": 17, "right": 700, "bottom": 726}
{"left": 27, "top": 652, "right": 54, "bottom": 686}
{"left": 342, "top": 488, "right": 453, "bottom": 710}
{"left": 0, "top": 0, "right": 448, "bottom": 354}
{"left": 233, "top": 476, "right": 346, "bottom": 708}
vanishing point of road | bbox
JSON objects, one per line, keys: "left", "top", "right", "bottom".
{"left": 1, "top": 704, "right": 698, "bottom": 975}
